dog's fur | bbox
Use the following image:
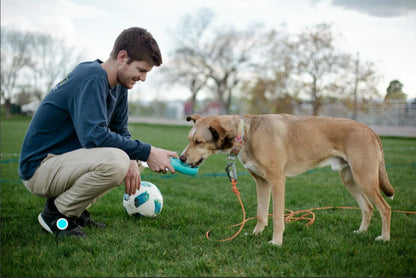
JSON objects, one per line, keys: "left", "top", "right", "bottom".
{"left": 180, "top": 113, "right": 394, "bottom": 246}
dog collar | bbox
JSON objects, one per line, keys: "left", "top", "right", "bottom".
{"left": 229, "top": 118, "right": 245, "bottom": 158}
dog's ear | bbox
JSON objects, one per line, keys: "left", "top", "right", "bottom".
{"left": 222, "top": 134, "right": 235, "bottom": 149}
{"left": 209, "top": 127, "right": 220, "bottom": 141}
{"left": 186, "top": 113, "right": 202, "bottom": 123}
{"left": 209, "top": 120, "right": 234, "bottom": 149}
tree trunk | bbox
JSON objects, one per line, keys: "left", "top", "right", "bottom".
{"left": 312, "top": 76, "right": 320, "bottom": 116}
{"left": 352, "top": 53, "right": 360, "bottom": 121}
{"left": 4, "top": 98, "right": 12, "bottom": 118}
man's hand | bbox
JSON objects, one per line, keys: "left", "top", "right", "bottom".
{"left": 124, "top": 160, "right": 141, "bottom": 195}
{"left": 147, "top": 146, "right": 178, "bottom": 174}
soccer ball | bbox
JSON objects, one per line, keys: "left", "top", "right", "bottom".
{"left": 123, "top": 181, "right": 163, "bottom": 218}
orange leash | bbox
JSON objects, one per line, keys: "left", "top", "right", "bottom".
{"left": 205, "top": 182, "right": 416, "bottom": 242}
{"left": 206, "top": 179, "right": 246, "bottom": 241}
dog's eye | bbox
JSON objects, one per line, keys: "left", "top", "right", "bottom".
{"left": 194, "top": 140, "right": 203, "bottom": 145}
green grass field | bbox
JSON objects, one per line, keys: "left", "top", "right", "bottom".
{"left": 1, "top": 115, "right": 415, "bottom": 277}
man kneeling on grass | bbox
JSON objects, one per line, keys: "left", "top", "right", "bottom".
{"left": 18, "top": 27, "right": 178, "bottom": 238}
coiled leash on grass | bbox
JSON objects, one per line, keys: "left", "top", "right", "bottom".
{"left": 204, "top": 176, "right": 317, "bottom": 242}
{"left": 205, "top": 161, "right": 416, "bottom": 242}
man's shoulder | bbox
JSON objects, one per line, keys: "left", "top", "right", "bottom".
{"left": 51, "top": 60, "right": 107, "bottom": 93}
{"left": 68, "top": 60, "right": 108, "bottom": 87}
{"left": 74, "top": 59, "right": 105, "bottom": 76}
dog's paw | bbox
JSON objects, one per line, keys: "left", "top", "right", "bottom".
{"left": 268, "top": 240, "right": 283, "bottom": 246}
{"left": 253, "top": 224, "right": 266, "bottom": 235}
{"left": 375, "top": 235, "right": 390, "bottom": 241}
{"left": 353, "top": 229, "right": 366, "bottom": 234}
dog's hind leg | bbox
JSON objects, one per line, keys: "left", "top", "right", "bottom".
{"left": 340, "top": 166, "right": 373, "bottom": 234}
{"left": 349, "top": 163, "right": 391, "bottom": 241}
{"left": 252, "top": 174, "right": 271, "bottom": 236}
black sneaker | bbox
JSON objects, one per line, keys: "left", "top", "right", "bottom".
{"left": 77, "top": 210, "right": 107, "bottom": 229}
{"left": 38, "top": 198, "right": 86, "bottom": 238}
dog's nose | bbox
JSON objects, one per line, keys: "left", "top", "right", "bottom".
{"left": 179, "top": 155, "right": 186, "bottom": 163}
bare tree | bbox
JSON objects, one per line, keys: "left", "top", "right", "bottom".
{"left": 292, "top": 23, "right": 349, "bottom": 115}
{"left": 242, "top": 24, "right": 382, "bottom": 118}
{"left": 205, "top": 26, "right": 262, "bottom": 114}
{"left": 166, "top": 9, "right": 263, "bottom": 114}
{"left": 242, "top": 30, "right": 299, "bottom": 114}
{"left": 162, "top": 9, "right": 213, "bottom": 113}
{"left": 326, "top": 52, "right": 381, "bottom": 119}
{"left": 349, "top": 53, "right": 380, "bottom": 119}
{"left": 1, "top": 28, "right": 33, "bottom": 117}
{"left": 29, "top": 32, "right": 82, "bottom": 100}
{"left": 1, "top": 28, "right": 83, "bottom": 116}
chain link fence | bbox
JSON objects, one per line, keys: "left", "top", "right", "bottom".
{"left": 313, "top": 100, "right": 416, "bottom": 126}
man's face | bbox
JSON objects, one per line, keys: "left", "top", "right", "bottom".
{"left": 117, "top": 59, "right": 153, "bottom": 89}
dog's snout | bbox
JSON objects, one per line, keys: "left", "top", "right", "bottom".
{"left": 179, "top": 155, "right": 187, "bottom": 163}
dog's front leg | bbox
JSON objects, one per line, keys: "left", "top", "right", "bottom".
{"left": 253, "top": 175, "right": 271, "bottom": 235}
{"left": 270, "top": 175, "right": 286, "bottom": 246}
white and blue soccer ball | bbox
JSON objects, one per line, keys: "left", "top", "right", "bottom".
{"left": 123, "top": 181, "right": 163, "bottom": 218}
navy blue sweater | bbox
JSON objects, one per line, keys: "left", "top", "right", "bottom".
{"left": 18, "top": 60, "right": 151, "bottom": 180}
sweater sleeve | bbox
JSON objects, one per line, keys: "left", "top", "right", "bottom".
{"left": 70, "top": 77, "right": 151, "bottom": 161}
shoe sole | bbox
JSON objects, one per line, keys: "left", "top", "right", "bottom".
{"left": 38, "top": 213, "right": 54, "bottom": 234}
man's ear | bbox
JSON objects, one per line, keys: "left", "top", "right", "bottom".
{"left": 117, "top": 50, "right": 129, "bottom": 64}
{"left": 186, "top": 113, "right": 202, "bottom": 123}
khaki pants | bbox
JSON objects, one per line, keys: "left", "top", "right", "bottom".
{"left": 23, "top": 148, "right": 130, "bottom": 217}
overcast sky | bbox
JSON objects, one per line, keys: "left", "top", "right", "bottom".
{"left": 2, "top": 0, "right": 416, "bottom": 101}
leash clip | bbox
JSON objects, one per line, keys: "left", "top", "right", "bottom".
{"left": 226, "top": 156, "right": 238, "bottom": 182}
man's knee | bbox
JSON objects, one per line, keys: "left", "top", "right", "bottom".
{"left": 99, "top": 148, "right": 130, "bottom": 184}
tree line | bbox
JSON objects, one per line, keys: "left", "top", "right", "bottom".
{"left": 1, "top": 10, "right": 409, "bottom": 118}
{"left": 161, "top": 9, "right": 408, "bottom": 117}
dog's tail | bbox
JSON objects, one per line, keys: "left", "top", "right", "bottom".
{"left": 378, "top": 146, "right": 395, "bottom": 200}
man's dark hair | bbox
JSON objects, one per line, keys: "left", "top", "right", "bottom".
{"left": 110, "top": 27, "right": 162, "bottom": 66}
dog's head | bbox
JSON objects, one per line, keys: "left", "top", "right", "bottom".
{"left": 179, "top": 113, "right": 235, "bottom": 168}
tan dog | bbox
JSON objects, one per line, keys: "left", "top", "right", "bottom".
{"left": 180, "top": 113, "right": 395, "bottom": 246}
